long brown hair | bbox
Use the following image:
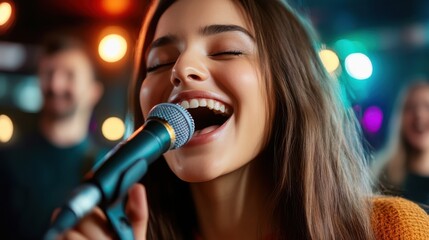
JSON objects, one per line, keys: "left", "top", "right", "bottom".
{"left": 130, "top": 0, "right": 375, "bottom": 239}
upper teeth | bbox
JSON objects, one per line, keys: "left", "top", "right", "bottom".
{"left": 179, "top": 98, "right": 231, "bottom": 115}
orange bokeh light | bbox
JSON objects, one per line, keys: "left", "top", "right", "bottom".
{"left": 0, "top": 2, "right": 13, "bottom": 27}
{"left": 98, "top": 33, "right": 128, "bottom": 63}
{"left": 101, "top": 0, "right": 130, "bottom": 15}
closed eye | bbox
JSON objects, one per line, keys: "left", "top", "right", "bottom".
{"left": 146, "top": 62, "right": 175, "bottom": 73}
{"left": 210, "top": 50, "right": 243, "bottom": 57}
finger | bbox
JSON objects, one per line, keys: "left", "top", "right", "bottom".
{"left": 126, "top": 184, "right": 149, "bottom": 240}
{"left": 74, "top": 208, "right": 113, "bottom": 240}
{"left": 60, "top": 229, "right": 87, "bottom": 240}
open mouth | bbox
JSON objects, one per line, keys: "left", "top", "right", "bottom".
{"left": 178, "top": 98, "right": 233, "bottom": 135}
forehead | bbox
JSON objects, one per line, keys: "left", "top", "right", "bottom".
{"left": 154, "top": 0, "right": 251, "bottom": 37}
{"left": 41, "top": 49, "right": 91, "bottom": 69}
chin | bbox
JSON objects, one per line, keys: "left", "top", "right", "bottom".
{"left": 173, "top": 169, "right": 221, "bottom": 183}
{"left": 166, "top": 159, "right": 224, "bottom": 183}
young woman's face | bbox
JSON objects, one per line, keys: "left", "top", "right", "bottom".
{"left": 140, "top": 0, "right": 269, "bottom": 182}
{"left": 402, "top": 85, "right": 429, "bottom": 152}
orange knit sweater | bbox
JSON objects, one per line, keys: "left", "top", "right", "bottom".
{"left": 372, "top": 197, "right": 429, "bottom": 239}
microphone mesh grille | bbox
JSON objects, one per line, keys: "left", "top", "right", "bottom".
{"left": 147, "top": 103, "right": 195, "bottom": 149}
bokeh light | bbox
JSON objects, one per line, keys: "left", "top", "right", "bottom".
{"left": 0, "top": 42, "right": 26, "bottom": 71}
{"left": 13, "top": 77, "right": 42, "bottom": 113}
{"left": 362, "top": 106, "right": 383, "bottom": 133}
{"left": 319, "top": 49, "right": 340, "bottom": 73}
{"left": 101, "top": 0, "right": 131, "bottom": 15}
{"left": 0, "top": 2, "right": 12, "bottom": 26}
{"left": 98, "top": 34, "right": 127, "bottom": 63}
{"left": 0, "top": 75, "right": 8, "bottom": 98}
{"left": 333, "top": 39, "right": 367, "bottom": 59}
{"left": 102, "top": 117, "right": 125, "bottom": 141}
{"left": 0, "top": 114, "right": 13, "bottom": 143}
{"left": 344, "top": 53, "right": 373, "bottom": 80}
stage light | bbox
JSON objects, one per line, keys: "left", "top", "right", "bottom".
{"left": 362, "top": 106, "right": 383, "bottom": 133}
{"left": 0, "top": 114, "right": 13, "bottom": 143}
{"left": 13, "top": 77, "right": 42, "bottom": 113}
{"left": 0, "top": 42, "right": 26, "bottom": 71}
{"left": 344, "top": 53, "right": 373, "bottom": 80}
{"left": 0, "top": 2, "right": 12, "bottom": 26}
{"left": 101, "top": 0, "right": 130, "bottom": 15}
{"left": 319, "top": 49, "right": 340, "bottom": 73}
{"left": 98, "top": 33, "right": 127, "bottom": 63}
{"left": 333, "top": 39, "right": 366, "bottom": 59}
{"left": 102, "top": 117, "right": 125, "bottom": 141}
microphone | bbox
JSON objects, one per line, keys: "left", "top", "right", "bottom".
{"left": 44, "top": 103, "right": 194, "bottom": 239}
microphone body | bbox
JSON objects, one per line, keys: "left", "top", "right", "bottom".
{"left": 45, "top": 103, "right": 194, "bottom": 239}
{"left": 95, "top": 119, "right": 172, "bottom": 205}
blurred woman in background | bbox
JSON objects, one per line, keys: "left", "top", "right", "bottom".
{"left": 374, "top": 80, "right": 429, "bottom": 206}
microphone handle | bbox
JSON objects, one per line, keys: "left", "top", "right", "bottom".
{"left": 43, "top": 184, "right": 102, "bottom": 240}
{"left": 44, "top": 119, "right": 173, "bottom": 239}
{"left": 44, "top": 158, "right": 149, "bottom": 240}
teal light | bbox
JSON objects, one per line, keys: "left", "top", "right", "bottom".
{"left": 333, "top": 39, "right": 367, "bottom": 59}
{"left": 13, "top": 76, "right": 42, "bottom": 113}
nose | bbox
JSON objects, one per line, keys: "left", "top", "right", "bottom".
{"left": 41, "top": 70, "right": 69, "bottom": 95}
{"left": 50, "top": 71, "right": 68, "bottom": 91}
{"left": 170, "top": 52, "right": 209, "bottom": 87}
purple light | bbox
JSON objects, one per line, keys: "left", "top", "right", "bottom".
{"left": 89, "top": 118, "right": 98, "bottom": 134}
{"left": 362, "top": 106, "right": 383, "bottom": 133}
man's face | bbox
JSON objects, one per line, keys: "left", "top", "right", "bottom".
{"left": 38, "top": 48, "right": 97, "bottom": 119}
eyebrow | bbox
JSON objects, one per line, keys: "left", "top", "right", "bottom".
{"left": 149, "top": 34, "right": 178, "bottom": 50}
{"left": 148, "top": 24, "right": 254, "bottom": 51}
{"left": 199, "top": 24, "right": 254, "bottom": 40}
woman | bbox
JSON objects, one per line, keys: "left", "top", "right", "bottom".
{"left": 59, "top": 0, "right": 429, "bottom": 239}
{"left": 374, "top": 81, "right": 429, "bottom": 206}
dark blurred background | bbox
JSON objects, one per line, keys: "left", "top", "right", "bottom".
{"left": 0, "top": 0, "right": 428, "bottom": 151}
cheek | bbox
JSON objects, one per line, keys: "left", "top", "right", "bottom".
{"left": 228, "top": 63, "right": 267, "bottom": 118}
{"left": 140, "top": 81, "right": 158, "bottom": 118}
{"left": 218, "top": 61, "right": 263, "bottom": 101}
{"left": 222, "top": 63, "right": 269, "bottom": 146}
{"left": 140, "top": 76, "right": 173, "bottom": 118}
{"left": 402, "top": 118, "right": 414, "bottom": 139}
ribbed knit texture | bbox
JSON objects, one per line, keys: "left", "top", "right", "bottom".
{"left": 372, "top": 197, "right": 429, "bottom": 240}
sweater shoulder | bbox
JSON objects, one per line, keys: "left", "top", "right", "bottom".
{"left": 371, "top": 196, "right": 429, "bottom": 240}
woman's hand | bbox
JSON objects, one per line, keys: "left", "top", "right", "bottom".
{"left": 55, "top": 184, "right": 149, "bottom": 240}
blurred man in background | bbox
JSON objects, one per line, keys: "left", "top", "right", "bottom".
{"left": 0, "top": 33, "right": 104, "bottom": 239}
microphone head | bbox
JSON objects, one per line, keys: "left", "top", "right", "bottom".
{"left": 147, "top": 103, "right": 195, "bottom": 149}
